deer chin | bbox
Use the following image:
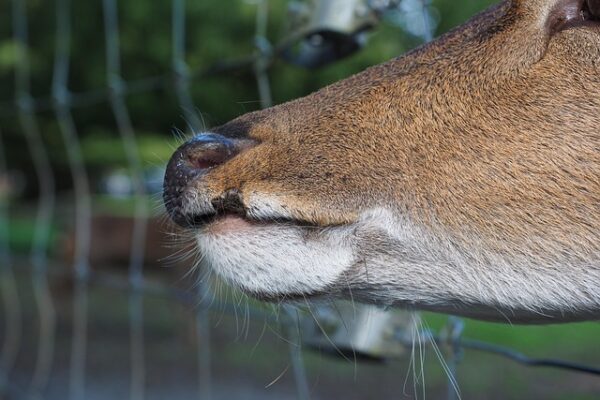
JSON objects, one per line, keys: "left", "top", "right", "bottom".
{"left": 192, "top": 207, "right": 600, "bottom": 323}
{"left": 195, "top": 214, "right": 356, "bottom": 299}
{"left": 193, "top": 207, "right": 448, "bottom": 304}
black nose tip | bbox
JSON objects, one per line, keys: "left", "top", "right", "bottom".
{"left": 163, "top": 133, "right": 237, "bottom": 227}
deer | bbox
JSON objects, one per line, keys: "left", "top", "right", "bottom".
{"left": 163, "top": 0, "right": 600, "bottom": 324}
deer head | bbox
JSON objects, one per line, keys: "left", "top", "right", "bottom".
{"left": 164, "top": 0, "right": 600, "bottom": 323}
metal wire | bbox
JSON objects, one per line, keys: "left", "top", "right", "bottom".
{"left": 283, "top": 306, "right": 310, "bottom": 400}
{"left": 50, "top": 2, "right": 94, "bottom": 399}
{"left": 171, "top": 2, "right": 213, "bottom": 398}
{"left": 254, "top": 0, "right": 273, "bottom": 110}
{"left": 0, "top": 129, "right": 22, "bottom": 397}
{"left": 459, "top": 338, "right": 600, "bottom": 377}
{"left": 102, "top": 2, "right": 149, "bottom": 400}
{"left": 11, "top": 0, "right": 58, "bottom": 397}
{"left": 195, "top": 281, "right": 213, "bottom": 400}
{"left": 172, "top": 0, "right": 205, "bottom": 132}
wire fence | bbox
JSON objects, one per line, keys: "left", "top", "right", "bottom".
{"left": 1, "top": 0, "right": 599, "bottom": 399}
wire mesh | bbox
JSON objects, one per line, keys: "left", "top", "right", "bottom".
{"left": 1, "top": 1, "right": 599, "bottom": 400}
{"left": 171, "top": 1, "right": 213, "bottom": 398}
{"left": 11, "top": 0, "right": 57, "bottom": 397}
{"left": 0, "top": 130, "right": 21, "bottom": 395}
{"left": 101, "top": 1, "right": 150, "bottom": 399}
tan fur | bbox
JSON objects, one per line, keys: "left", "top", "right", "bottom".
{"left": 165, "top": 0, "right": 600, "bottom": 322}
{"left": 208, "top": 1, "right": 599, "bottom": 260}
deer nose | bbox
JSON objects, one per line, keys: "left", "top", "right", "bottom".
{"left": 163, "top": 133, "right": 243, "bottom": 228}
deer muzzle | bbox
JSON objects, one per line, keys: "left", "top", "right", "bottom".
{"left": 163, "top": 133, "right": 256, "bottom": 228}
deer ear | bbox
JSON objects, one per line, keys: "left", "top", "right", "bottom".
{"left": 547, "top": 0, "right": 600, "bottom": 34}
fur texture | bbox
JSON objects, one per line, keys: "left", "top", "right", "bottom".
{"left": 164, "top": 0, "right": 600, "bottom": 323}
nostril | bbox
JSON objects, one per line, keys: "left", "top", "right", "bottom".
{"left": 185, "top": 136, "right": 236, "bottom": 170}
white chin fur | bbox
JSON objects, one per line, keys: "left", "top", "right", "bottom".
{"left": 196, "top": 223, "right": 354, "bottom": 296}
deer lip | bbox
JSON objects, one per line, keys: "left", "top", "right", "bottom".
{"left": 188, "top": 210, "right": 321, "bottom": 231}
{"left": 186, "top": 210, "right": 247, "bottom": 229}
{"left": 204, "top": 213, "right": 255, "bottom": 234}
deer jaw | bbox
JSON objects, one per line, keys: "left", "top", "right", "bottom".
{"left": 164, "top": 0, "right": 600, "bottom": 323}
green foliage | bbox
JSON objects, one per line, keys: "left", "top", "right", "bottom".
{"left": 0, "top": 215, "right": 59, "bottom": 254}
{"left": 81, "top": 130, "right": 178, "bottom": 167}
{"left": 0, "top": 41, "right": 20, "bottom": 73}
{"left": 433, "top": 0, "right": 498, "bottom": 33}
{"left": 93, "top": 195, "right": 158, "bottom": 216}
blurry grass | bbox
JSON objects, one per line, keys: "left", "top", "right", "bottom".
{"left": 423, "top": 312, "right": 598, "bottom": 360}
{"left": 3, "top": 265, "right": 599, "bottom": 400}
{"left": 93, "top": 194, "right": 158, "bottom": 217}
{"left": 421, "top": 313, "right": 600, "bottom": 399}
{"left": 0, "top": 214, "right": 60, "bottom": 254}
{"left": 80, "top": 131, "right": 177, "bottom": 168}
{"left": 2, "top": 195, "right": 159, "bottom": 253}
{"left": 3, "top": 207, "right": 598, "bottom": 399}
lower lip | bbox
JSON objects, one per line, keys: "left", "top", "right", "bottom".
{"left": 206, "top": 214, "right": 255, "bottom": 235}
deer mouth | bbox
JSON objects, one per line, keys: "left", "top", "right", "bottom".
{"left": 199, "top": 213, "right": 342, "bottom": 240}
{"left": 169, "top": 184, "right": 335, "bottom": 233}
{"left": 189, "top": 211, "right": 319, "bottom": 233}
{"left": 192, "top": 205, "right": 356, "bottom": 300}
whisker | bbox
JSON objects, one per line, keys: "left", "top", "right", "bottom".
{"left": 302, "top": 296, "right": 354, "bottom": 364}
{"left": 423, "top": 319, "right": 462, "bottom": 400}
{"left": 264, "top": 364, "right": 290, "bottom": 389}
{"left": 250, "top": 316, "right": 269, "bottom": 356}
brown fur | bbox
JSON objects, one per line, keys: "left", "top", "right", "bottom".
{"left": 165, "top": 0, "right": 600, "bottom": 321}
{"left": 204, "top": 0, "right": 599, "bottom": 259}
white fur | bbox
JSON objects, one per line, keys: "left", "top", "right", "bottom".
{"left": 344, "top": 209, "right": 600, "bottom": 322}
{"left": 197, "top": 222, "right": 354, "bottom": 296}
{"left": 195, "top": 203, "right": 600, "bottom": 322}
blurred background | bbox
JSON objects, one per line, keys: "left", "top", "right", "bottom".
{"left": 0, "top": 0, "right": 599, "bottom": 399}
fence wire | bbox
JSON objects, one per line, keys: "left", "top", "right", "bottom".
{"left": 11, "top": 0, "right": 57, "bottom": 397}
{"left": 1, "top": 1, "right": 599, "bottom": 400}
{"left": 171, "top": 1, "right": 212, "bottom": 399}
{"left": 0, "top": 130, "right": 21, "bottom": 394}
